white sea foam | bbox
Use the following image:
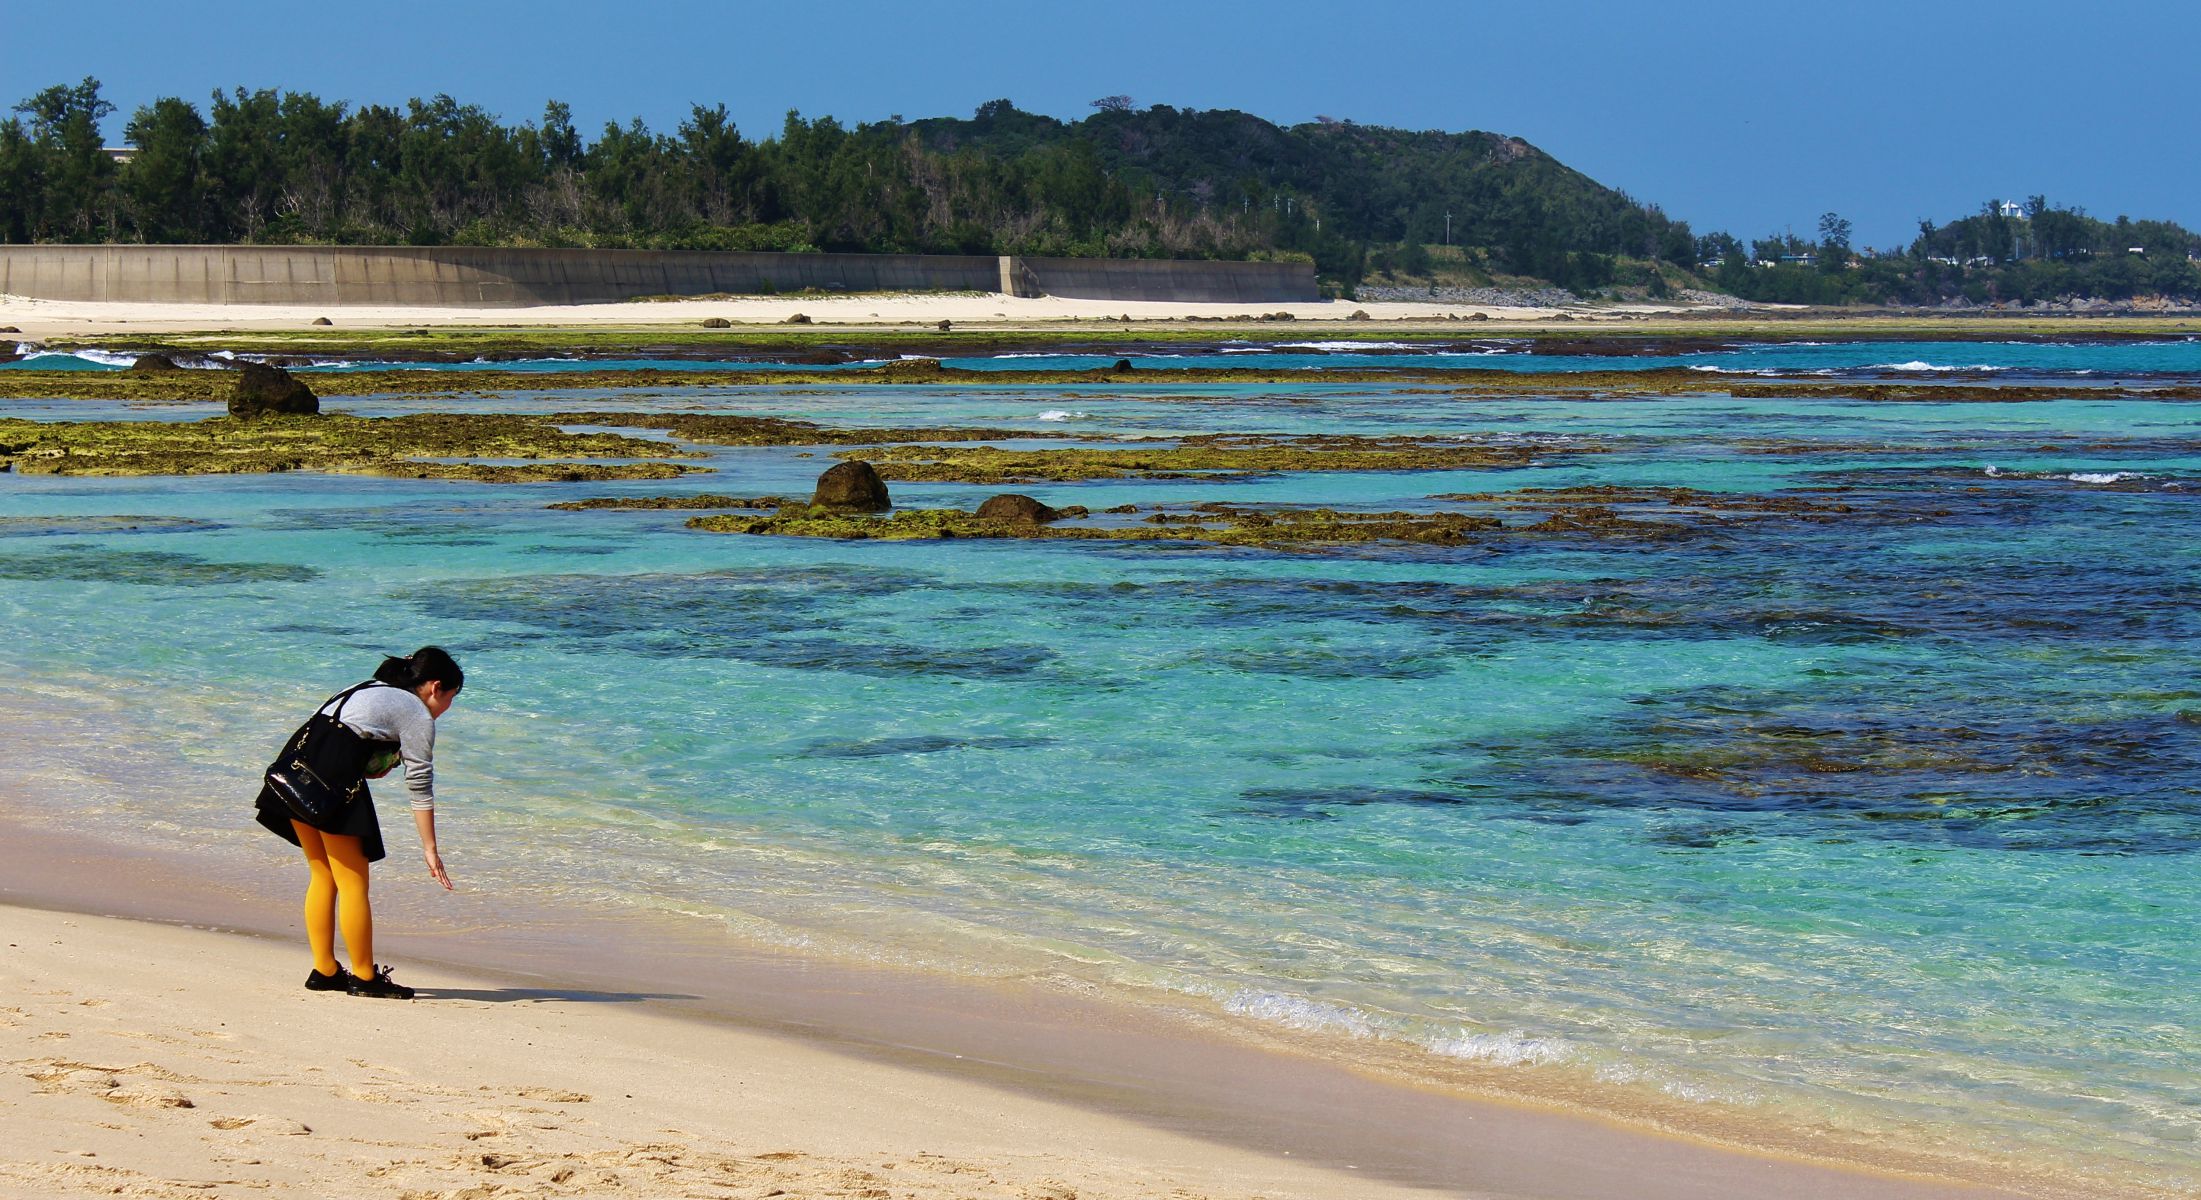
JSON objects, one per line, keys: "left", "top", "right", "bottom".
{"left": 1222, "top": 990, "right": 1379, "bottom": 1038}
{"left": 1872, "top": 360, "right": 2003, "bottom": 372}
{"left": 204, "top": 349, "right": 347, "bottom": 369}
{"left": 1594, "top": 1063, "right": 1726, "bottom": 1103}
{"left": 1036, "top": 409, "right": 1088, "bottom": 422}
{"left": 991, "top": 352, "right": 1063, "bottom": 359}
{"left": 2068, "top": 471, "right": 2147, "bottom": 483}
{"left": 16, "top": 348, "right": 139, "bottom": 367}
{"left": 1427, "top": 1029, "right": 1576, "bottom": 1067}
{"left": 1278, "top": 340, "right": 1423, "bottom": 352}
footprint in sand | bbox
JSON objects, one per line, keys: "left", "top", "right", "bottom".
{"left": 209, "top": 1115, "right": 310, "bottom": 1134}
{"left": 512, "top": 1086, "right": 591, "bottom": 1103}
{"left": 26, "top": 1064, "right": 121, "bottom": 1094}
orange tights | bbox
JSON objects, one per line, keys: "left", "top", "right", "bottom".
{"left": 292, "top": 820, "right": 374, "bottom": 978}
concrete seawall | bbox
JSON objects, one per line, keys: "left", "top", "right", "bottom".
{"left": 0, "top": 245, "right": 1316, "bottom": 307}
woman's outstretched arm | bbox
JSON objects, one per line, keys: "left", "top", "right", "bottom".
{"left": 413, "top": 807, "right": 452, "bottom": 890}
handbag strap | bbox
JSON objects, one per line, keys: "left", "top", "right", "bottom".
{"left": 325, "top": 680, "right": 391, "bottom": 724}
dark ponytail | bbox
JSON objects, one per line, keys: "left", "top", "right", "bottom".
{"left": 374, "top": 645, "right": 464, "bottom": 694}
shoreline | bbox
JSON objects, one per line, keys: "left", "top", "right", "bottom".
{"left": 1, "top": 323, "right": 2187, "bottom": 1198}
{"left": 7, "top": 289, "right": 2201, "bottom": 345}
{"left": 0, "top": 799, "right": 2067, "bottom": 1199}
{"left": 1, "top": 903, "right": 1446, "bottom": 1200}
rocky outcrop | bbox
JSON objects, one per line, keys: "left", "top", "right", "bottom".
{"left": 809, "top": 460, "right": 890, "bottom": 511}
{"left": 130, "top": 354, "right": 183, "bottom": 372}
{"left": 700, "top": 317, "right": 732, "bottom": 328}
{"left": 226, "top": 362, "right": 319, "bottom": 418}
{"left": 975, "top": 493, "right": 1060, "bottom": 523}
{"left": 878, "top": 357, "right": 946, "bottom": 380}
{"left": 781, "top": 313, "right": 811, "bottom": 325}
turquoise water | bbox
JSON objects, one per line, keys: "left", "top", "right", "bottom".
{"left": 2, "top": 343, "right": 2196, "bottom": 1190}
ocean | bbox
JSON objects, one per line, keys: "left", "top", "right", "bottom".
{"left": 2, "top": 338, "right": 2194, "bottom": 1192}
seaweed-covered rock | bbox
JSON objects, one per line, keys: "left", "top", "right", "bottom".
{"left": 1112, "top": 359, "right": 1133, "bottom": 372}
{"left": 130, "top": 354, "right": 183, "bottom": 372}
{"left": 700, "top": 317, "right": 732, "bottom": 328}
{"left": 0, "top": 325, "right": 20, "bottom": 333}
{"left": 810, "top": 460, "right": 890, "bottom": 511}
{"left": 936, "top": 319, "right": 952, "bottom": 332}
{"left": 975, "top": 493, "right": 1060, "bottom": 523}
{"left": 1348, "top": 309, "right": 1372, "bottom": 321}
{"left": 782, "top": 312, "right": 812, "bottom": 325}
{"left": 311, "top": 316, "right": 333, "bottom": 326}
{"left": 879, "top": 357, "right": 946, "bottom": 380}
{"left": 227, "top": 362, "right": 318, "bottom": 418}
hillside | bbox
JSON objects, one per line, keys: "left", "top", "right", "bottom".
{"left": 0, "top": 80, "right": 1693, "bottom": 294}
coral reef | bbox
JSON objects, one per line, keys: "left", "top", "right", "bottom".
{"left": 0, "top": 413, "right": 705, "bottom": 482}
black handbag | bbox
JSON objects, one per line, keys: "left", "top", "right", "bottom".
{"left": 263, "top": 682, "right": 389, "bottom": 826}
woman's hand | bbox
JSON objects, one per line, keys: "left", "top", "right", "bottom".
{"left": 423, "top": 845, "right": 453, "bottom": 890}
{"left": 413, "top": 807, "right": 454, "bottom": 890}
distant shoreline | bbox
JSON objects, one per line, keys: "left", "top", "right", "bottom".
{"left": 9, "top": 291, "right": 2201, "bottom": 345}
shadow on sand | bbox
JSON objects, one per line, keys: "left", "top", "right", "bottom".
{"left": 411, "top": 986, "right": 698, "bottom": 1004}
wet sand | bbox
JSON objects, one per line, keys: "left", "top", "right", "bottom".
{"left": 0, "top": 804, "right": 2058, "bottom": 1200}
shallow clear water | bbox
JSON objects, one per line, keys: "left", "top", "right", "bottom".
{"left": 2, "top": 342, "right": 2196, "bottom": 1190}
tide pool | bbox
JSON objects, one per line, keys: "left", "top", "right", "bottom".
{"left": 1, "top": 357, "right": 2194, "bottom": 1192}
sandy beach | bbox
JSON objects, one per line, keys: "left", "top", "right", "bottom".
{"left": 4, "top": 903, "right": 1462, "bottom": 1200}
{"left": 0, "top": 291, "right": 1665, "bottom": 339}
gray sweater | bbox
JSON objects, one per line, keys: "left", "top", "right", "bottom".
{"left": 319, "top": 684, "right": 438, "bottom": 811}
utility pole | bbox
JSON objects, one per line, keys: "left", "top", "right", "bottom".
{"left": 1446, "top": 211, "right": 1452, "bottom": 244}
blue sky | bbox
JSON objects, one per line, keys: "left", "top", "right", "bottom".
{"left": 7, "top": 0, "right": 2195, "bottom": 250}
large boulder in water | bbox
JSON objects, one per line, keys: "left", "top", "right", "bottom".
{"left": 975, "top": 493, "right": 1060, "bottom": 523}
{"left": 810, "top": 460, "right": 890, "bottom": 512}
{"left": 227, "top": 361, "right": 319, "bottom": 418}
{"left": 130, "top": 354, "right": 183, "bottom": 372}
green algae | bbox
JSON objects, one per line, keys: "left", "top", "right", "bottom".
{"left": 45, "top": 313, "right": 2201, "bottom": 362}
{"left": 8, "top": 361, "right": 2201, "bottom": 404}
{"left": 832, "top": 434, "right": 1595, "bottom": 484}
{"left": 0, "top": 413, "right": 708, "bottom": 481}
{"left": 688, "top": 503, "right": 1504, "bottom": 547}
{"left": 548, "top": 493, "right": 786, "bottom": 511}
{"left": 545, "top": 412, "right": 1032, "bottom": 446}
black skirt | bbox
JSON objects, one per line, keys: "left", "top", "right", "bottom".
{"left": 256, "top": 781, "right": 387, "bottom": 863}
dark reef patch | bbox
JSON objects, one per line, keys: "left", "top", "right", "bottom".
{"left": 0, "top": 548, "right": 320, "bottom": 586}
{"left": 1233, "top": 786, "right": 1476, "bottom": 820}
{"left": 414, "top": 566, "right": 1054, "bottom": 681}
{"left": 1483, "top": 685, "right": 2201, "bottom": 854}
{"left": 0, "top": 515, "right": 217, "bottom": 537}
{"left": 797, "top": 734, "right": 1057, "bottom": 759}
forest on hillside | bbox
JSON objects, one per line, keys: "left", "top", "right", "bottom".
{"left": 5, "top": 78, "right": 2196, "bottom": 303}
{"left": 0, "top": 79, "right": 1690, "bottom": 293}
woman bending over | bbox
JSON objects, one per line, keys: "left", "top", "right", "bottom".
{"left": 254, "top": 646, "right": 463, "bottom": 999}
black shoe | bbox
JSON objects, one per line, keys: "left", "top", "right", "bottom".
{"left": 347, "top": 964, "right": 416, "bottom": 1000}
{"left": 304, "top": 965, "right": 353, "bottom": 992}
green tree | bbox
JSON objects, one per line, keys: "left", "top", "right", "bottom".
{"left": 13, "top": 76, "right": 116, "bottom": 239}
{"left": 122, "top": 97, "right": 207, "bottom": 240}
